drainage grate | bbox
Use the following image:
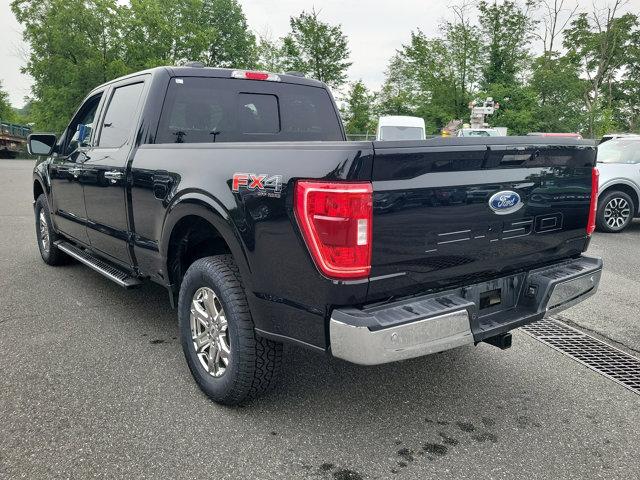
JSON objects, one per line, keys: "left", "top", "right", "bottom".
{"left": 521, "top": 319, "right": 640, "bottom": 395}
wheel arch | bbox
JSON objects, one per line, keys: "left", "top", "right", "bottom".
{"left": 161, "top": 194, "right": 252, "bottom": 292}
{"left": 598, "top": 181, "right": 640, "bottom": 215}
{"left": 33, "top": 179, "right": 45, "bottom": 202}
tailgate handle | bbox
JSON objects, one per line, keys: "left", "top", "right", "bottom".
{"left": 498, "top": 148, "right": 539, "bottom": 166}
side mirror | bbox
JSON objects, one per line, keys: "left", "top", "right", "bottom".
{"left": 27, "top": 133, "right": 58, "bottom": 156}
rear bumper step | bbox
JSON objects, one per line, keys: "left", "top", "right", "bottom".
{"left": 55, "top": 241, "right": 143, "bottom": 288}
{"left": 329, "top": 255, "right": 602, "bottom": 365}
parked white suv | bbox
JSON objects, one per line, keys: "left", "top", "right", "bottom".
{"left": 596, "top": 137, "right": 640, "bottom": 232}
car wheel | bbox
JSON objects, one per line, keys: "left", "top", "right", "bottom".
{"left": 178, "top": 255, "right": 282, "bottom": 405}
{"left": 34, "top": 194, "right": 69, "bottom": 265}
{"left": 596, "top": 191, "right": 635, "bottom": 233}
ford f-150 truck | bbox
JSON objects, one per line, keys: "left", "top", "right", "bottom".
{"left": 29, "top": 66, "right": 602, "bottom": 405}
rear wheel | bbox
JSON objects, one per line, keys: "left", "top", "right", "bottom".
{"left": 178, "top": 255, "right": 282, "bottom": 405}
{"left": 34, "top": 194, "right": 69, "bottom": 265}
{"left": 596, "top": 190, "right": 635, "bottom": 233}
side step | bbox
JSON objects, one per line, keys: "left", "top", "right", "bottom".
{"left": 55, "top": 241, "right": 143, "bottom": 288}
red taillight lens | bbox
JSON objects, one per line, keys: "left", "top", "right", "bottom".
{"left": 587, "top": 167, "right": 599, "bottom": 236}
{"left": 294, "top": 181, "right": 373, "bottom": 279}
{"left": 231, "top": 70, "right": 281, "bottom": 81}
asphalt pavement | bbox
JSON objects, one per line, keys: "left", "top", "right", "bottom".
{"left": 1, "top": 159, "right": 639, "bottom": 480}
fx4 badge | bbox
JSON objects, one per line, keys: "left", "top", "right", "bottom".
{"left": 232, "top": 173, "right": 283, "bottom": 198}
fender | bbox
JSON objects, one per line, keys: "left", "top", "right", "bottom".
{"left": 159, "top": 191, "right": 253, "bottom": 288}
{"left": 598, "top": 177, "right": 640, "bottom": 203}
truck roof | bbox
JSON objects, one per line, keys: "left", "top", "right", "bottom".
{"left": 378, "top": 116, "right": 426, "bottom": 128}
{"left": 89, "top": 66, "right": 327, "bottom": 93}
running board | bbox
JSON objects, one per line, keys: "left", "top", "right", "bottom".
{"left": 55, "top": 241, "right": 143, "bottom": 288}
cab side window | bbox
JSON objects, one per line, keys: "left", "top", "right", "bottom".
{"left": 63, "top": 93, "right": 102, "bottom": 156}
{"left": 98, "top": 82, "right": 145, "bottom": 148}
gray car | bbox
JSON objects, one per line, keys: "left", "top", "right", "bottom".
{"left": 596, "top": 137, "right": 640, "bottom": 232}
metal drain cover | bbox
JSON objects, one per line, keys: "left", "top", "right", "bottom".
{"left": 521, "top": 319, "right": 640, "bottom": 395}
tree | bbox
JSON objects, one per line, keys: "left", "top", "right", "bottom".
{"left": 375, "top": 62, "right": 416, "bottom": 118}
{"left": 563, "top": 1, "right": 637, "bottom": 137}
{"left": 198, "top": 0, "right": 256, "bottom": 68}
{"left": 529, "top": 53, "right": 584, "bottom": 132}
{"left": 12, "top": 0, "right": 127, "bottom": 132}
{"left": 256, "top": 34, "right": 287, "bottom": 72}
{"left": 535, "top": 0, "right": 579, "bottom": 56}
{"left": 343, "top": 80, "right": 373, "bottom": 135}
{"left": 615, "top": 27, "right": 640, "bottom": 132}
{"left": 121, "top": 0, "right": 208, "bottom": 69}
{"left": 282, "top": 9, "right": 351, "bottom": 87}
{"left": 477, "top": 0, "right": 537, "bottom": 87}
{"left": 442, "top": 2, "right": 482, "bottom": 118}
{"left": 0, "top": 82, "right": 16, "bottom": 122}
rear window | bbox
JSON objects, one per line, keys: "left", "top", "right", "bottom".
{"left": 156, "top": 77, "right": 343, "bottom": 143}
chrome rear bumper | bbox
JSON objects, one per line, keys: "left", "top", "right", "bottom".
{"left": 329, "top": 255, "right": 602, "bottom": 365}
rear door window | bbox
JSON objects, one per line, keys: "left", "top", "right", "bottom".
{"left": 155, "top": 77, "right": 342, "bottom": 143}
{"left": 98, "top": 82, "right": 145, "bottom": 148}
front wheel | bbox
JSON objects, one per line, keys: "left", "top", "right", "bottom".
{"left": 178, "top": 255, "right": 282, "bottom": 405}
{"left": 596, "top": 191, "right": 635, "bottom": 233}
{"left": 34, "top": 194, "right": 69, "bottom": 265}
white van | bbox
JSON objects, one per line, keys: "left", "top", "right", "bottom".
{"left": 376, "top": 116, "right": 426, "bottom": 141}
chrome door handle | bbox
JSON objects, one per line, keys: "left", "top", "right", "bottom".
{"left": 104, "top": 170, "right": 124, "bottom": 181}
{"left": 70, "top": 167, "right": 82, "bottom": 178}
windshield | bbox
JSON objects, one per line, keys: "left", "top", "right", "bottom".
{"left": 597, "top": 140, "right": 640, "bottom": 164}
{"left": 379, "top": 126, "right": 424, "bottom": 140}
{"left": 462, "top": 129, "right": 497, "bottom": 137}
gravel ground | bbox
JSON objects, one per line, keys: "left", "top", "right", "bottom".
{"left": 1, "top": 160, "right": 638, "bottom": 480}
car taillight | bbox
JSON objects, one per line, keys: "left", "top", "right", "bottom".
{"left": 294, "top": 181, "right": 373, "bottom": 279}
{"left": 587, "top": 167, "right": 599, "bottom": 236}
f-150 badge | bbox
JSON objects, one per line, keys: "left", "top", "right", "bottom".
{"left": 232, "top": 173, "right": 283, "bottom": 198}
{"left": 489, "top": 191, "right": 523, "bottom": 215}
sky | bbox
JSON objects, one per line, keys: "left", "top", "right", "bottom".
{"left": 1, "top": 0, "right": 639, "bottom": 108}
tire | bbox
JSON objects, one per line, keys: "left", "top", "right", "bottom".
{"left": 178, "top": 255, "right": 282, "bottom": 405}
{"left": 34, "top": 194, "right": 69, "bottom": 265}
{"left": 596, "top": 190, "right": 635, "bottom": 233}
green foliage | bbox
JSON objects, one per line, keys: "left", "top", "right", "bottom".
{"left": 477, "top": 0, "right": 537, "bottom": 88}
{"left": 0, "top": 82, "right": 17, "bottom": 122}
{"left": 563, "top": 9, "right": 638, "bottom": 136}
{"left": 343, "top": 80, "right": 373, "bottom": 135}
{"left": 12, "top": 0, "right": 256, "bottom": 132}
{"left": 10, "top": 0, "right": 640, "bottom": 137}
{"left": 198, "top": 0, "right": 256, "bottom": 68}
{"left": 12, "top": 0, "right": 128, "bottom": 132}
{"left": 256, "top": 36, "right": 287, "bottom": 72}
{"left": 529, "top": 53, "right": 584, "bottom": 132}
{"left": 282, "top": 9, "right": 351, "bottom": 88}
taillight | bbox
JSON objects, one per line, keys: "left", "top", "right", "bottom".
{"left": 587, "top": 167, "right": 599, "bottom": 235}
{"left": 294, "top": 181, "right": 373, "bottom": 279}
{"left": 231, "top": 70, "right": 281, "bottom": 82}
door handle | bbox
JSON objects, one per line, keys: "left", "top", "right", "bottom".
{"left": 70, "top": 167, "right": 82, "bottom": 178}
{"left": 104, "top": 170, "right": 124, "bottom": 183}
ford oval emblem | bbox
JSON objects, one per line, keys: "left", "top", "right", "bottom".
{"left": 489, "top": 191, "right": 523, "bottom": 215}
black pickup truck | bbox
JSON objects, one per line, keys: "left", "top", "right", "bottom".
{"left": 29, "top": 66, "right": 602, "bottom": 405}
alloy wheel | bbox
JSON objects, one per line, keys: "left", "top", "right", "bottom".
{"left": 39, "top": 210, "right": 50, "bottom": 253}
{"left": 189, "top": 287, "right": 230, "bottom": 377}
{"left": 604, "top": 197, "right": 631, "bottom": 230}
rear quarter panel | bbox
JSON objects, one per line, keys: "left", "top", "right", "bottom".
{"left": 130, "top": 142, "right": 373, "bottom": 349}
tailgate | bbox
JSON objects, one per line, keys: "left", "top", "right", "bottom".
{"left": 368, "top": 138, "right": 596, "bottom": 300}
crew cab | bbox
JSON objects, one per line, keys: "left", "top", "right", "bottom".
{"left": 29, "top": 66, "right": 603, "bottom": 405}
